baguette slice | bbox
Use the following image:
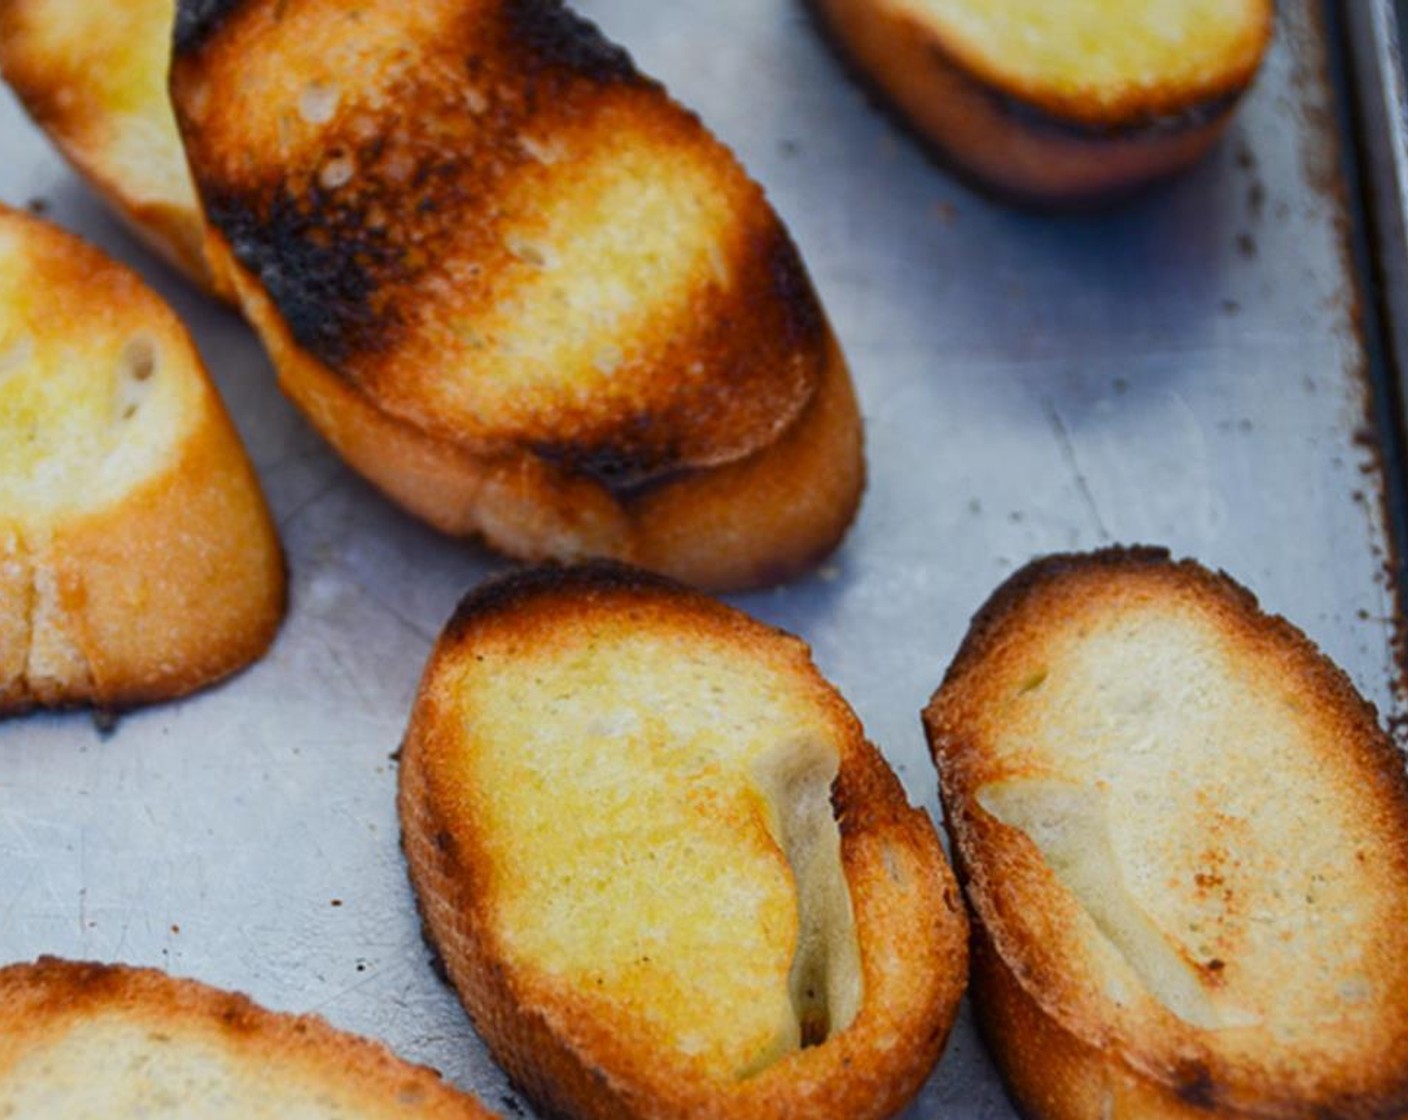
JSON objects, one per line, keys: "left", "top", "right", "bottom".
{"left": 923, "top": 548, "right": 1408, "bottom": 1118}
{"left": 0, "top": 0, "right": 226, "bottom": 294}
{"left": 810, "top": 0, "right": 1273, "bottom": 204}
{"left": 0, "top": 957, "right": 499, "bottom": 1118}
{"left": 400, "top": 563, "right": 967, "bottom": 1120}
{"left": 0, "top": 203, "right": 284, "bottom": 714}
{"left": 169, "top": 0, "right": 864, "bottom": 591}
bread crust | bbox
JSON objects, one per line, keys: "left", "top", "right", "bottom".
{"left": 0, "top": 0, "right": 227, "bottom": 293}
{"left": 923, "top": 547, "right": 1408, "bottom": 1119}
{"left": 400, "top": 563, "right": 967, "bottom": 1120}
{"left": 241, "top": 276, "right": 862, "bottom": 589}
{"left": 0, "top": 205, "right": 283, "bottom": 714}
{"left": 170, "top": 0, "right": 863, "bottom": 588}
{"left": 809, "top": 0, "right": 1273, "bottom": 204}
{"left": 0, "top": 957, "right": 498, "bottom": 1117}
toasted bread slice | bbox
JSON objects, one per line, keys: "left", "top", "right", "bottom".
{"left": 169, "top": 0, "right": 864, "bottom": 590}
{"left": 0, "top": 204, "right": 283, "bottom": 714}
{"left": 0, "top": 957, "right": 499, "bottom": 1117}
{"left": 810, "top": 0, "right": 1273, "bottom": 204}
{"left": 0, "top": 0, "right": 225, "bottom": 292}
{"left": 400, "top": 563, "right": 967, "bottom": 1120}
{"left": 923, "top": 548, "right": 1408, "bottom": 1118}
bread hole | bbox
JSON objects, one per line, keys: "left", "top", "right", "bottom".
{"left": 754, "top": 739, "right": 863, "bottom": 1056}
{"left": 505, "top": 234, "right": 549, "bottom": 268}
{"left": 593, "top": 345, "right": 623, "bottom": 376}
{"left": 298, "top": 81, "right": 341, "bottom": 125}
{"left": 978, "top": 778, "right": 1258, "bottom": 1030}
{"left": 319, "top": 154, "right": 356, "bottom": 191}
{"left": 113, "top": 337, "right": 159, "bottom": 423}
{"left": 1338, "top": 977, "right": 1371, "bottom": 1003}
{"left": 519, "top": 134, "right": 563, "bottom": 165}
{"left": 1017, "top": 668, "right": 1049, "bottom": 696}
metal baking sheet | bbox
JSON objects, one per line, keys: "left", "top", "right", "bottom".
{"left": 1, "top": 2, "right": 1402, "bottom": 1115}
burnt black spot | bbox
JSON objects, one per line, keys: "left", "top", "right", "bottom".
{"left": 174, "top": 0, "right": 245, "bottom": 57}
{"left": 205, "top": 187, "right": 401, "bottom": 366}
{"left": 503, "top": 0, "right": 636, "bottom": 83}
{"left": 1017, "top": 91, "right": 1237, "bottom": 140}
{"left": 1175, "top": 1064, "right": 1217, "bottom": 1110}
{"left": 529, "top": 430, "right": 685, "bottom": 493}
{"left": 766, "top": 227, "right": 826, "bottom": 350}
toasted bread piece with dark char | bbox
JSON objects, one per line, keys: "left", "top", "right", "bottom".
{"left": 924, "top": 547, "right": 1408, "bottom": 1118}
{"left": 170, "top": 0, "right": 864, "bottom": 590}
{"left": 400, "top": 562, "right": 967, "bottom": 1120}
{"left": 0, "top": 203, "right": 283, "bottom": 714}
{"left": 0, "top": 958, "right": 499, "bottom": 1117}
{"left": 810, "top": 0, "right": 1274, "bottom": 204}
{"left": 0, "top": 0, "right": 225, "bottom": 292}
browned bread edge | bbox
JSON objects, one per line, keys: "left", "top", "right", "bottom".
{"left": 0, "top": 957, "right": 500, "bottom": 1117}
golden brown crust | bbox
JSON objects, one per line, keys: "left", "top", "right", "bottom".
{"left": 968, "top": 928, "right": 1226, "bottom": 1120}
{"left": 170, "top": 0, "right": 861, "bottom": 587}
{"left": 35, "top": 402, "right": 285, "bottom": 711}
{"left": 923, "top": 547, "right": 1408, "bottom": 1119}
{"left": 0, "top": 0, "right": 227, "bottom": 293}
{"left": 0, "top": 957, "right": 499, "bottom": 1117}
{"left": 809, "top": 0, "right": 1272, "bottom": 204}
{"left": 0, "top": 204, "right": 284, "bottom": 715}
{"left": 400, "top": 563, "right": 967, "bottom": 1120}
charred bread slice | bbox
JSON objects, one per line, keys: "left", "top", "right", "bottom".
{"left": 169, "top": 0, "right": 865, "bottom": 590}
{"left": 0, "top": 203, "right": 283, "bottom": 714}
{"left": 400, "top": 562, "right": 967, "bottom": 1120}
{"left": 0, "top": 957, "right": 499, "bottom": 1117}
{"left": 810, "top": 0, "right": 1274, "bottom": 205}
{"left": 0, "top": 0, "right": 225, "bottom": 292}
{"left": 923, "top": 548, "right": 1408, "bottom": 1118}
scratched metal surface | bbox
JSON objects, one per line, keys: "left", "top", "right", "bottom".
{"left": 0, "top": 2, "right": 1400, "bottom": 1116}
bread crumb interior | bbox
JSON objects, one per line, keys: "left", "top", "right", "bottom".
{"left": 453, "top": 624, "right": 862, "bottom": 1079}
